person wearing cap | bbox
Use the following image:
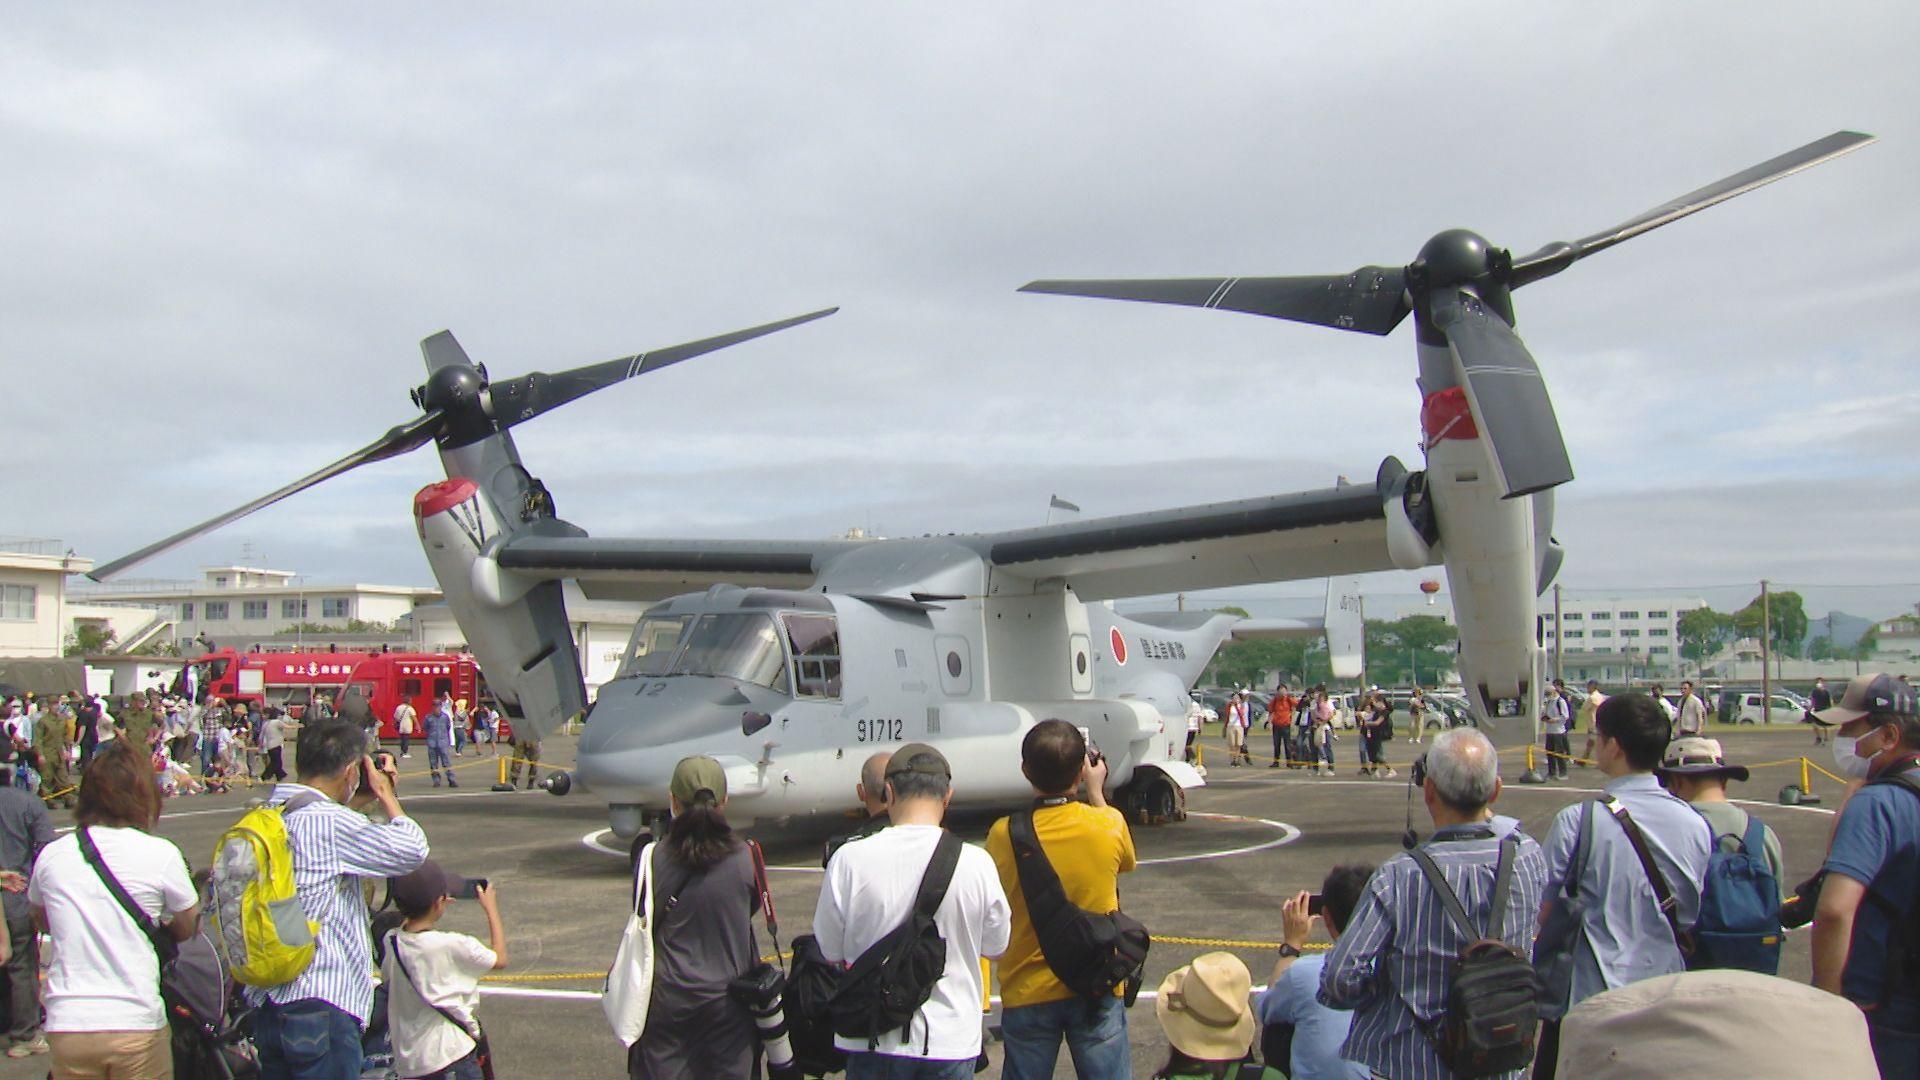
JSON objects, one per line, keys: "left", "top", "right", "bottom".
{"left": 813, "top": 742, "right": 1009, "bottom": 1076}
{"left": 423, "top": 695, "right": 456, "bottom": 788}
{"left": 1807, "top": 673, "right": 1920, "bottom": 1074}
{"left": 1542, "top": 681, "right": 1573, "bottom": 780}
{"left": 1533, "top": 693, "right": 1711, "bottom": 1079}
{"left": 117, "top": 692, "right": 155, "bottom": 758}
{"left": 1153, "top": 952, "right": 1278, "bottom": 1078}
{"left": 1554, "top": 968, "right": 1881, "bottom": 1079}
{"left": 1656, "top": 737, "right": 1785, "bottom": 891}
{"left": 986, "top": 719, "right": 1138, "bottom": 1079}
{"left": 1320, "top": 728, "right": 1548, "bottom": 1080}
{"left": 381, "top": 861, "right": 506, "bottom": 1080}
{"left": 627, "top": 755, "right": 766, "bottom": 1080}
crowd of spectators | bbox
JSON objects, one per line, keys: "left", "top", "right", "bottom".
{"left": 0, "top": 672, "right": 1910, "bottom": 1078}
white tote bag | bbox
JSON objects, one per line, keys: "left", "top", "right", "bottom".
{"left": 602, "top": 841, "right": 657, "bottom": 1047}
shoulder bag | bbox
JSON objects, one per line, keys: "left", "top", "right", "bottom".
{"left": 603, "top": 841, "right": 657, "bottom": 1047}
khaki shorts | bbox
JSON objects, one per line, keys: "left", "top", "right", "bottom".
{"left": 49, "top": 1028, "right": 172, "bottom": 1079}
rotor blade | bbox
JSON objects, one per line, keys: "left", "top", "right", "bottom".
{"left": 1020, "top": 268, "right": 1410, "bottom": 336}
{"left": 89, "top": 410, "right": 445, "bottom": 581}
{"left": 421, "top": 330, "right": 474, "bottom": 374}
{"left": 1434, "top": 295, "right": 1572, "bottom": 499}
{"left": 1511, "top": 130, "right": 1876, "bottom": 288}
{"left": 482, "top": 307, "right": 838, "bottom": 434}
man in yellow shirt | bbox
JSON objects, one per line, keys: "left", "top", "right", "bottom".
{"left": 986, "top": 720, "right": 1138, "bottom": 1079}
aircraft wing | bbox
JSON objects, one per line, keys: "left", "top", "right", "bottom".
{"left": 491, "top": 536, "right": 862, "bottom": 602}
{"left": 978, "top": 471, "right": 1407, "bottom": 601}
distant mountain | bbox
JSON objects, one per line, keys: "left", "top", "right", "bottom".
{"left": 1807, "top": 610, "right": 1876, "bottom": 651}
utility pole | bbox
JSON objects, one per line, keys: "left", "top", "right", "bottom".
{"left": 1552, "top": 584, "right": 1564, "bottom": 686}
{"left": 1761, "top": 579, "right": 1773, "bottom": 726}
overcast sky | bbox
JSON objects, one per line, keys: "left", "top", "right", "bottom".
{"left": 7, "top": 3, "right": 1916, "bottom": 621}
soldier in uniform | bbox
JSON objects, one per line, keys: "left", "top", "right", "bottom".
{"left": 508, "top": 724, "right": 543, "bottom": 790}
{"left": 32, "top": 704, "right": 73, "bottom": 809}
{"left": 119, "top": 691, "right": 156, "bottom": 754}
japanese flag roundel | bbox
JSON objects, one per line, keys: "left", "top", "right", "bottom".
{"left": 1110, "top": 627, "right": 1128, "bottom": 665}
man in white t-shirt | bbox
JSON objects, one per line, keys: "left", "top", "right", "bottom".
{"left": 27, "top": 742, "right": 199, "bottom": 1076}
{"left": 814, "top": 743, "right": 1010, "bottom": 1076}
{"left": 394, "top": 701, "right": 418, "bottom": 759}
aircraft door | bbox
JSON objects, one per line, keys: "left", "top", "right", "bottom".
{"left": 936, "top": 635, "right": 972, "bottom": 696}
{"left": 1069, "top": 633, "right": 1093, "bottom": 695}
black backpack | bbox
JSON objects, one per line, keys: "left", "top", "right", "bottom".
{"left": 1407, "top": 834, "right": 1541, "bottom": 1079}
{"left": 1008, "top": 810, "right": 1150, "bottom": 1003}
{"left": 1860, "top": 767, "right": 1920, "bottom": 1003}
{"left": 827, "top": 830, "right": 963, "bottom": 1051}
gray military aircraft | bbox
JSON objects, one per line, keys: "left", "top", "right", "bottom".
{"left": 97, "top": 130, "right": 1872, "bottom": 841}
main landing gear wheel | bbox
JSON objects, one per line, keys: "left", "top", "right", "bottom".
{"left": 1118, "top": 771, "right": 1186, "bottom": 826}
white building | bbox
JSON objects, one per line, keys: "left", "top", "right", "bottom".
{"left": 1540, "top": 593, "right": 1710, "bottom": 685}
{"left": 0, "top": 539, "right": 95, "bottom": 657}
{"left": 73, "top": 564, "right": 440, "bottom": 652}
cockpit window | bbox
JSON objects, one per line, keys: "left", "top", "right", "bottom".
{"left": 670, "top": 613, "right": 790, "bottom": 693}
{"left": 783, "top": 614, "right": 842, "bottom": 700}
{"left": 626, "top": 616, "right": 692, "bottom": 677}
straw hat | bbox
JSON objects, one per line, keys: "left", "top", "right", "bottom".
{"left": 1153, "top": 952, "right": 1256, "bottom": 1062}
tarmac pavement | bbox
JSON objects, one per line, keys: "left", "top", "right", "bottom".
{"left": 0, "top": 725, "right": 1851, "bottom": 1079}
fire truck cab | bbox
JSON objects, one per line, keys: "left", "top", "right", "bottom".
{"left": 179, "top": 648, "right": 498, "bottom": 739}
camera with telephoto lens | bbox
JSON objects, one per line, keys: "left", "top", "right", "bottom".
{"left": 728, "top": 962, "right": 798, "bottom": 1079}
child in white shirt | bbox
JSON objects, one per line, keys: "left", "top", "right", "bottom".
{"left": 382, "top": 860, "right": 508, "bottom": 1080}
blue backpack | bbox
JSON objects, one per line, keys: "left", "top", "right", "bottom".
{"left": 1688, "top": 812, "right": 1782, "bottom": 974}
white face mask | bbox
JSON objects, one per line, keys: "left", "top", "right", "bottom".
{"left": 1831, "top": 727, "right": 1887, "bottom": 780}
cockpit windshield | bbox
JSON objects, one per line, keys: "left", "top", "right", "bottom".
{"left": 668, "top": 613, "right": 790, "bottom": 693}
{"left": 626, "top": 616, "right": 692, "bottom": 677}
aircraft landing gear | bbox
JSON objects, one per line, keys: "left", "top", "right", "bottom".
{"left": 1116, "top": 770, "right": 1186, "bottom": 826}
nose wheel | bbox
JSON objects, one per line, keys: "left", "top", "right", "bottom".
{"left": 1117, "top": 769, "right": 1186, "bottom": 826}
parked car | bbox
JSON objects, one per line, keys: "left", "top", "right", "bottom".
{"left": 1716, "top": 689, "right": 1810, "bottom": 725}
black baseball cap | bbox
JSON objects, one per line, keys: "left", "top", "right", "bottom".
{"left": 389, "top": 859, "right": 468, "bottom": 916}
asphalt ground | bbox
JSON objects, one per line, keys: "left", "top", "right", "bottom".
{"left": 0, "top": 724, "right": 1853, "bottom": 1079}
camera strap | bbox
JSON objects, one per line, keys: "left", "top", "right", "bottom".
{"left": 746, "top": 839, "right": 783, "bottom": 970}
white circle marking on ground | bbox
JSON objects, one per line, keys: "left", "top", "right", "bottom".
{"left": 582, "top": 810, "right": 1300, "bottom": 870}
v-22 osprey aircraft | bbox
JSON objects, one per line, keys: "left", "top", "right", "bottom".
{"left": 96, "top": 130, "right": 1873, "bottom": 842}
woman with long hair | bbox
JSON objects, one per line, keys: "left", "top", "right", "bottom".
{"left": 27, "top": 740, "right": 200, "bottom": 1076}
{"left": 627, "top": 755, "right": 764, "bottom": 1079}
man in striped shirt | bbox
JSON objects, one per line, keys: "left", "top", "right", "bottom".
{"left": 249, "top": 719, "right": 429, "bottom": 1079}
{"left": 1319, "top": 728, "right": 1549, "bottom": 1079}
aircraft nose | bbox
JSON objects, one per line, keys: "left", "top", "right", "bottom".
{"left": 576, "top": 677, "right": 787, "bottom": 800}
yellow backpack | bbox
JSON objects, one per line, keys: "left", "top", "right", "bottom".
{"left": 210, "top": 792, "right": 322, "bottom": 987}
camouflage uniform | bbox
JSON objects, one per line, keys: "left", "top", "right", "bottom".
{"left": 33, "top": 711, "right": 73, "bottom": 808}
{"left": 508, "top": 736, "right": 541, "bottom": 789}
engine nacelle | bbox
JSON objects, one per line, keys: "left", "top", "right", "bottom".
{"left": 1423, "top": 389, "right": 1541, "bottom": 723}
{"left": 414, "top": 478, "right": 586, "bottom": 740}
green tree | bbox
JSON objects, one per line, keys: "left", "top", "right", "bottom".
{"left": 1364, "top": 615, "right": 1459, "bottom": 687}
{"left": 1847, "top": 626, "right": 1880, "bottom": 662}
{"left": 64, "top": 624, "right": 118, "bottom": 656}
{"left": 1677, "top": 607, "right": 1735, "bottom": 664}
{"left": 1808, "top": 635, "right": 1836, "bottom": 661}
{"left": 1732, "top": 590, "right": 1808, "bottom": 659}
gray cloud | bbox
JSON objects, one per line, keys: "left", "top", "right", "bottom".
{"left": 7, "top": 2, "right": 1916, "bottom": 618}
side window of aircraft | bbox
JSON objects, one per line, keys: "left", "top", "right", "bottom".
{"left": 625, "top": 615, "right": 692, "bottom": 677}
{"left": 671, "top": 614, "right": 791, "bottom": 694}
{"left": 783, "top": 614, "right": 842, "bottom": 700}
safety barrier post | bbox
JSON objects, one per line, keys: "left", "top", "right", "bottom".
{"left": 1801, "top": 757, "right": 1812, "bottom": 795}
{"left": 1518, "top": 741, "right": 1546, "bottom": 784}
{"left": 491, "top": 755, "right": 514, "bottom": 792}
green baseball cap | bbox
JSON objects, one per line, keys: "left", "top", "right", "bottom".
{"left": 669, "top": 755, "right": 728, "bottom": 803}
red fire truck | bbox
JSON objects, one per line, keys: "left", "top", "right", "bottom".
{"left": 177, "top": 648, "right": 503, "bottom": 739}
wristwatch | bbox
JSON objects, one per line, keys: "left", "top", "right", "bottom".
{"left": 1276, "top": 943, "right": 1304, "bottom": 958}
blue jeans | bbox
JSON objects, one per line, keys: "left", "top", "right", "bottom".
{"left": 1000, "top": 994, "right": 1130, "bottom": 1080}
{"left": 845, "top": 1051, "right": 977, "bottom": 1079}
{"left": 255, "top": 998, "right": 364, "bottom": 1080}
{"left": 1868, "top": 999, "right": 1920, "bottom": 1079}
{"left": 427, "top": 742, "right": 452, "bottom": 782}
{"left": 417, "top": 1049, "right": 484, "bottom": 1079}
